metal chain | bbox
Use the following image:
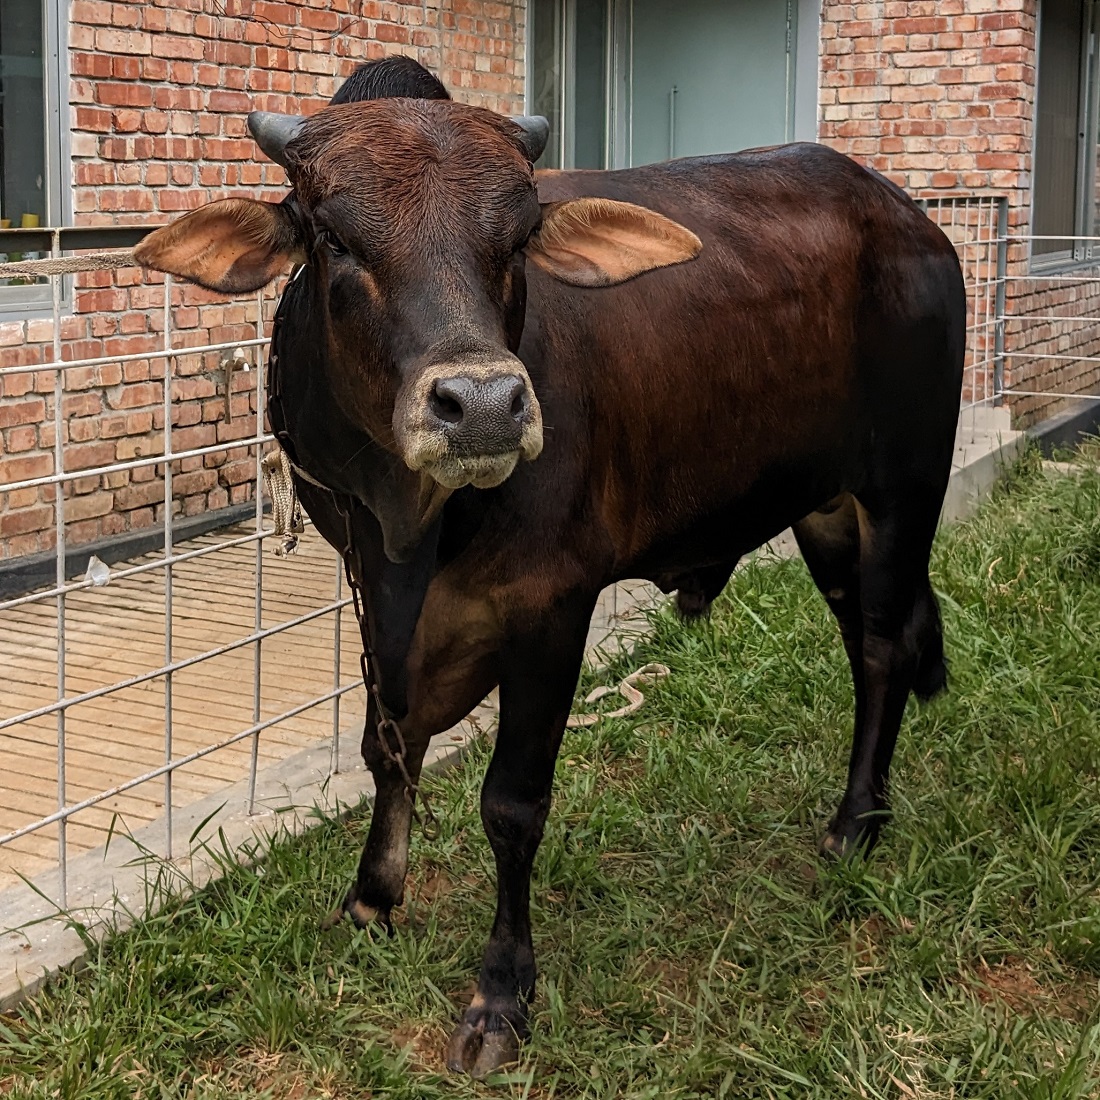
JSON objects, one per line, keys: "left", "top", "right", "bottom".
{"left": 266, "top": 280, "right": 438, "bottom": 839}
{"left": 338, "top": 503, "right": 440, "bottom": 841}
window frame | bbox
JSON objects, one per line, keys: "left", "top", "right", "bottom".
{"left": 0, "top": 0, "right": 70, "bottom": 318}
{"left": 1031, "top": 0, "right": 1100, "bottom": 273}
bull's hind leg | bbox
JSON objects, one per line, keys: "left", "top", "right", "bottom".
{"left": 819, "top": 488, "right": 947, "bottom": 856}
{"left": 793, "top": 496, "right": 870, "bottom": 851}
{"left": 793, "top": 494, "right": 866, "bottom": 711}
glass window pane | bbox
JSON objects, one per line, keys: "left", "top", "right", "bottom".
{"left": 1034, "top": 0, "right": 1085, "bottom": 258}
{"left": 530, "top": 0, "right": 609, "bottom": 171}
{"left": 0, "top": 0, "right": 47, "bottom": 230}
{"left": 571, "top": 0, "right": 607, "bottom": 169}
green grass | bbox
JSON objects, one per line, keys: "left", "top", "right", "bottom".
{"left": 3, "top": 445, "right": 1100, "bottom": 1099}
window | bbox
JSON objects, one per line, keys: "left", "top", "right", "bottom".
{"left": 0, "top": 0, "right": 65, "bottom": 311}
{"left": 1033, "top": 0, "right": 1100, "bottom": 266}
{"left": 529, "top": 0, "right": 611, "bottom": 170}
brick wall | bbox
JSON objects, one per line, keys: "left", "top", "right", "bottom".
{"left": 0, "top": 0, "right": 526, "bottom": 560}
{"left": 819, "top": 0, "right": 1032, "bottom": 196}
{"left": 820, "top": 0, "right": 1100, "bottom": 426}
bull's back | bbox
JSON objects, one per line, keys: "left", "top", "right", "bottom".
{"left": 522, "top": 144, "right": 963, "bottom": 567}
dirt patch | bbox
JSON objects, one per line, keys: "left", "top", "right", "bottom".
{"left": 847, "top": 914, "right": 891, "bottom": 971}
{"left": 639, "top": 955, "right": 695, "bottom": 1003}
{"left": 407, "top": 864, "right": 455, "bottom": 905}
{"left": 396, "top": 866, "right": 481, "bottom": 929}
{"left": 971, "top": 958, "right": 1097, "bottom": 1021}
{"left": 450, "top": 981, "right": 479, "bottom": 1010}
{"left": 389, "top": 1022, "right": 450, "bottom": 1074}
{"left": 197, "top": 1051, "right": 330, "bottom": 1099}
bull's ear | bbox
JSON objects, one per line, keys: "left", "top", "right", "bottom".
{"left": 524, "top": 197, "right": 701, "bottom": 287}
{"left": 133, "top": 198, "right": 306, "bottom": 294}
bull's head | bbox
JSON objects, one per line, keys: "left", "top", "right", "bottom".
{"left": 134, "top": 100, "right": 701, "bottom": 492}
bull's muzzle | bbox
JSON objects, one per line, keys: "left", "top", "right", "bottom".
{"left": 429, "top": 374, "right": 528, "bottom": 451}
{"left": 396, "top": 358, "right": 544, "bottom": 489}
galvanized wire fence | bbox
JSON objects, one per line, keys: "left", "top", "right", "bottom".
{"left": 920, "top": 195, "right": 1007, "bottom": 427}
{"left": 922, "top": 194, "right": 1100, "bottom": 425}
{"left": 0, "top": 235, "right": 360, "bottom": 908}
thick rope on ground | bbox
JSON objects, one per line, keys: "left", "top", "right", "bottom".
{"left": 567, "top": 662, "right": 671, "bottom": 728}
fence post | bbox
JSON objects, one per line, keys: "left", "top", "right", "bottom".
{"left": 993, "top": 197, "right": 1008, "bottom": 404}
{"left": 51, "top": 228, "right": 67, "bottom": 907}
{"left": 163, "top": 274, "right": 175, "bottom": 860}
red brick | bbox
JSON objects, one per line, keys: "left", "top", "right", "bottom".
{"left": 113, "top": 481, "right": 168, "bottom": 510}
{"left": 0, "top": 399, "right": 46, "bottom": 429}
{"left": 63, "top": 395, "right": 105, "bottom": 423}
{"left": 67, "top": 442, "right": 117, "bottom": 471}
{"left": 96, "top": 82, "right": 154, "bottom": 108}
{"left": 64, "top": 492, "right": 114, "bottom": 523}
{"left": 75, "top": 106, "right": 114, "bottom": 133}
{"left": 0, "top": 507, "right": 54, "bottom": 538}
{"left": 0, "top": 454, "right": 53, "bottom": 486}
{"left": 208, "top": 90, "right": 252, "bottom": 113}
{"left": 3, "top": 487, "right": 40, "bottom": 510}
{"left": 108, "top": 382, "right": 163, "bottom": 410}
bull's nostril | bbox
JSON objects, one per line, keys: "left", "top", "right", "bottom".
{"left": 428, "top": 373, "right": 528, "bottom": 446}
{"left": 430, "top": 380, "right": 465, "bottom": 426}
{"left": 497, "top": 376, "right": 527, "bottom": 421}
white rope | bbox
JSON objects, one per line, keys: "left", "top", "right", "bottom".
{"left": 261, "top": 446, "right": 304, "bottom": 556}
{"left": 0, "top": 249, "right": 136, "bottom": 278}
{"left": 567, "top": 662, "right": 671, "bottom": 728}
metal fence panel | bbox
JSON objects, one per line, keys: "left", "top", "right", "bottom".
{"left": 0, "top": 240, "right": 361, "bottom": 908}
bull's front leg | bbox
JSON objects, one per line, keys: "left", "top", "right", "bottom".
{"left": 446, "top": 593, "right": 595, "bottom": 1078}
{"left": 334, "top": 648, "right": 498, "bottom": 929}
{"left": 333, "top": 705, "right": 427, "bottom": 929}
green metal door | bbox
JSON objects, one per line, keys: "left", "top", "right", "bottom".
{"left": 628, "top": 0, "right": 794, "bottom": 166}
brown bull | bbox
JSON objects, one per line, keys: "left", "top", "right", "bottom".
{"left": 135, "top": 58, "right": 964, "bottom": 1078}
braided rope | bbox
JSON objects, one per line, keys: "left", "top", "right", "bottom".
{"left": 261, "top": 446, "right": 304, "bottom": 556}
{"left": 0, "top": 250, "right": 137, "bottom": 279}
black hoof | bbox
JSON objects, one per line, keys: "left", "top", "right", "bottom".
{"left": 320, "top": 888, "right": 392, "bottom": 932}
{"left": 675, "top": 586, "right": 713, "bottom": 620}
{"left": 913, "top": 653, "right": 949, "bottom": 702}
{"left": 820, "top": 809, "right": 885, "bottom": 860}
{"left": 445, "top": 1002, "right": 525, "bottom": 1078}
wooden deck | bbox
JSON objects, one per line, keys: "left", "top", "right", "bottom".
{"left": 0, "top": 525, "right": 363, "bottom": 896}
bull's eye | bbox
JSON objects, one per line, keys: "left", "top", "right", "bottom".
{"left": 318, "top": 229, "right": 349, "bottom": 258}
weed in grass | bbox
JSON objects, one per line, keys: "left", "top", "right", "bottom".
{"left": 2, "top": 446, "right": 1100, "bottom": 1098}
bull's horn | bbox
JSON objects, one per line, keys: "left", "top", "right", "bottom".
{"left": 509, "top": 115, "right": 550, "bottom": 163}
{"left": 247, "top": 111, "right": 307, "bottom": 168}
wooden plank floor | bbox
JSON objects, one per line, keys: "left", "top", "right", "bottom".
{"left": 0, "top": 524, "right": 364, "bottom": 896}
